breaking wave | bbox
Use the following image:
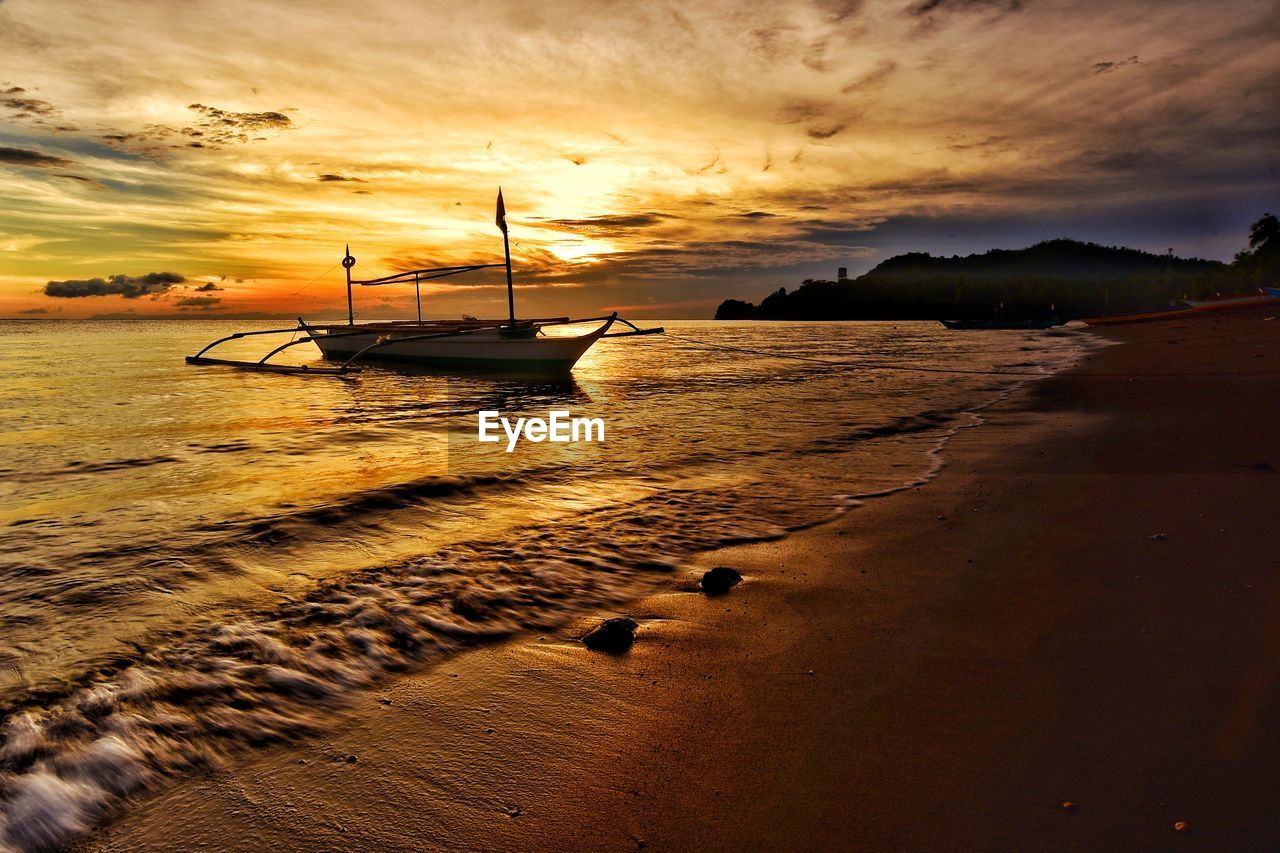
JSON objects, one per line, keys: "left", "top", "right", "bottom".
{"left": 0, "top": 481, "right": 849, "bottom": 851}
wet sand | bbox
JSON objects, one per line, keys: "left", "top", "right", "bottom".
{"left": 85, "top": 309, "right": 1280, "bottom": 851}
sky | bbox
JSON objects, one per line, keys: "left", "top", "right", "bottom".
{"left": 1, "top": 0, "right": 1277, "bottom": 320}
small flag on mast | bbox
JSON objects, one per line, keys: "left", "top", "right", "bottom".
{"left": 495, "top": 188, "right": 507, "bottom": 234}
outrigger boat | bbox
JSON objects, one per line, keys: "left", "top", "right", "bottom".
{"left": 1080, "top": 303, "right": 1196, "bottom": 326}
{"left": 1184, "top": 289, "right": 1277, "bottom": 312}
{"left": 186, "top": 191, "right": 662, "bottom": 375}
{"left": 1081, "top": 289, "right": 1278, "bottom": 326}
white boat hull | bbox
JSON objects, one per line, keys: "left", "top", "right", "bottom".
{"left": 306, "top": 321, "right": 611, "bottom": 373}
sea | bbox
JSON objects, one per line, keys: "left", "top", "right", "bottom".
{"left": 0, "top": 318, "right": 1085, "bottom": 848}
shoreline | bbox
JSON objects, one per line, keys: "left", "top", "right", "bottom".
{"left": 84, "top": 310, "right": 1279, "bottom": 851}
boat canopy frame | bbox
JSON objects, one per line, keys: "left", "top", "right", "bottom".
{"left": 352, "top": 262, "right": 509, "bottom": 324}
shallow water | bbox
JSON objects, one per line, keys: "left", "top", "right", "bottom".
{"left": 0, "top": 318, "right": 1084, "bottom": 849}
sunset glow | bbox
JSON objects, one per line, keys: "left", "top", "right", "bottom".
{"left": 2, "top": 0, "right": 1277, "bottom": 319}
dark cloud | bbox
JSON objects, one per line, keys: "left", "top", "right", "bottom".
{"left": 907, "top": 0, "right": 1024, "bottom": 14}
{"left": 98, "top": 125, "right": 180, "bottom": 152}
{"left": 739, "top": 211, "right": 780, "bottom": 218}
{"left": 175, "top": 296, "right": 222, "bottom": 308}
{"left": 2, "top": 95, "right": 56, "bottom": 116}
{"left": 193, "top": 282, "right": 224, "bottom": 291}
{"left": 43, "top": 272, "right": 185, "bottom": 299}
{"left": 53, "top": 173, "right": 105, "bottom": 188}
{"left": 1082, "top": 147, "right": 1173, "bottom": 173}
{"left": 543, "top": 213, "right": 673, "bottom": 234}
{"left": 751, "top": 23, "right": 799, "bottom": 62}
{"left": 548, "top": 238, "right": 874, "bottom": 280}
{"left": 1094, "top": 55, "right": 1141, "bottom": 75}
{"left": 906, "top": 0, "right": 1024, "bottom": 26}
{"left": 693, "top": 151, "right": 722, "bottom": 174}
{"left": 807, "top": 123, "right": 847, "bottom": 139}
{"left": 318, "top": 173, "right": 363, "bottom": 182}
{"left": 180, "top": 104, "right": 293, "bottom": 147}
{"left": 2, "top": 86, "right": 57, "bottom": 118}
{"left": 0, "top": 146, "right": 73, "bottom": 168}
{"left": 779, "top": 98, "right": 832, "bottom": 124}
{"left": 946, "top": 134, "right": 1011, "bottom": 152}
{"left": 841, "top": 60, "right": 898, "bottom": 94}
{"left": 18, "top": 307, "right": 49, "bottom": 315}
{"left": 803, "top": 38, "right": 831, "bottom": 72}
{"left": 813, "top": 0, "right": 864, "bottom": 23}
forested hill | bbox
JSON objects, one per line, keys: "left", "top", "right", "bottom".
{"left": 714, "top": 239, "right": 1223, "bottom": 321}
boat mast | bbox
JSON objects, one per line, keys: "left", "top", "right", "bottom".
{"left": 343, "top": 245, "right": 356, "bottom": 325}
{"left": 503, "top": 228, "right": 515, "bottom": 325}
{"left": 497, "top": 187, "right": 515, "bottom": 325}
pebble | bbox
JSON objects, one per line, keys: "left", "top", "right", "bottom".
{"left": 700, "top": 566, "right": 743, "bottom": 596}
{"left": 583, "top": 617, "right": 639, "bottom": 653}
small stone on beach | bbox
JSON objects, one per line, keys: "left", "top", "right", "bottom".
{"left": 1150, "top": 533, "right": 1169, "bottom": 541}
{"left": 700, "top": 566, "right": 743, "bottom": 596}
{"left": 583, "top": 617, "right": 638, "bottom": 653}
{"left": 1061, "top": 801, "right": 1076, "bottom": 811}
{"left": 345, "top": 754, "right": 358, "bottom": 764}
{"left": 1174, "top": 820, "right": 1189, "bottom": 832}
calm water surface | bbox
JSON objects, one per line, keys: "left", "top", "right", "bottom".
{"left": 0, "top": 318, "right": 1084, "bottom": 848}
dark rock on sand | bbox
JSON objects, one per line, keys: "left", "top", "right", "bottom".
{"left": 583, "top": 617, "right": 638, "bottom": 653}
{"left": 700, "top": 566, "right": 743, "bottom": 596}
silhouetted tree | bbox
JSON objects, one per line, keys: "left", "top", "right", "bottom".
{"left": 1248, "top": 213, "right": 1278, "bottom": 249}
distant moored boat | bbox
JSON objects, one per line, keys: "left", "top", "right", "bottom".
{"left": 1184, "top": 290, "right": 1276, "bottom": 312}
{"left": 939, "top": 317, "right": 1066, "bottom": 330}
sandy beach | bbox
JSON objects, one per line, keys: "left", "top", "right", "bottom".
{"left": 82, "top": 308, "right": 1279, "bottom": 851}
